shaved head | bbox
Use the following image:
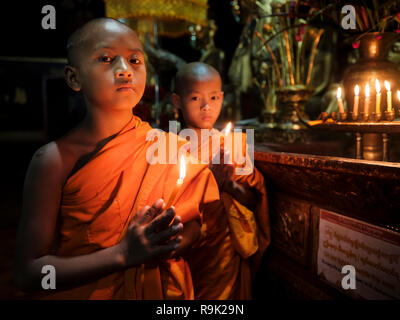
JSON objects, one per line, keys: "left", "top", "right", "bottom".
{"left": 174, "top": 62, "right": 221, "bottom": 95}
{"left": 66, "top": 17, "right": 136, "bottom": 67}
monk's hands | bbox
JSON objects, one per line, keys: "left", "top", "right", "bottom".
{"left": 209, "top": 146, "right": 234, "bottom": 192}
{"left": 118, "top": 199, "right": 183, "bottom": 268}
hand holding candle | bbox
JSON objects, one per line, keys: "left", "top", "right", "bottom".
{"left": 353, "top": 85, "right": 359, "bottom": 118}
{"left": 375, "top": 79, "right": 381, "bottom": 114}
{"left": 336, "top": 87, "right": 345, "bottom": 114}
{"left": 165, "top": 154, "right": 186, "bottom": 209}
{"left": 384, "top": 80, "right": 392, "bottom": 112}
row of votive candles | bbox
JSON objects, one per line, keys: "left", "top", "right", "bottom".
{"left": 337, "top": 80, "right": 400, "bottom": 118}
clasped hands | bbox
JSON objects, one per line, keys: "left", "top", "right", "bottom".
{"left": 118, "top": 199, "right": 183, "bottom": 268}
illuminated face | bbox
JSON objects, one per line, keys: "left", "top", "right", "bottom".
{"left": 73, "top": 21, "right": 146, "bottom": 111}
{"left": 177, "top": 75, "right": 223, "bottom": 130}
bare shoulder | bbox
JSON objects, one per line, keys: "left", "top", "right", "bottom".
{"left": 27, "top": 141, "right": 66, "bottom": 186}
{"left": 30, "top": 142, "right": 62, "bottom": 172}
{"left": 28, "top": 126, "right": 86, "bottom": 185}
{"left": 28, "top": 124, "right": 106, "bottom": 186}
{"left": 31, "top": 141, "right": 61, "bottom": 162}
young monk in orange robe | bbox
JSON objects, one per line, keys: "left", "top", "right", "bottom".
{"left": 14, "top": 18, "right": 219, "bottom": 299}
{"left": 172, "top": 62, "right": 271, "bottom": 299}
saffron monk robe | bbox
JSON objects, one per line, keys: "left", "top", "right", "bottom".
{"left": 172, "top": 62, "right": 271, "bottom": 299}
{"left": 13, "top": 18, "right": 219, "bottom": 300}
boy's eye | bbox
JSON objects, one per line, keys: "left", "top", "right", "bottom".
{"left": 130, "top": 57, "right": 141, "bottom": 64}
{"left": 191, "top": 97, "right": 199, "bottom": 101}
{"left": 211, "top": 95, "right": 219, "bottom": 100}
{"left": 100, "top": 56, "right": 112, "bottom": 63}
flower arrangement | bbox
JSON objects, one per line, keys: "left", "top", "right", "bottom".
{"left": 342, "top": 0, "right": 399, "bottom": 33}
{"left": 254, "top": 0, "right": 331, "bottom": 89}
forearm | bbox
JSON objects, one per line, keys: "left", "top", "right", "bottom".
{"left": 223, "top": 179, "right": 257, "bottom": 211}
{"left": 15, "top": 244, "right": 126, "bottom": 292}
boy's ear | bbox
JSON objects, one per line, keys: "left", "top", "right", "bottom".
{"left": 171, "top": 93, "right": 181, "bottom": 109}
{"left": 64, "top": 65, "right": 81, "bottom": 92}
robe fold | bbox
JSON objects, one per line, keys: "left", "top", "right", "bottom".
{"left": 186, "top": 130, "right": 271, "bottom": 300}
{"left": 40, "top": 116, "right": 219, "bottom": 299}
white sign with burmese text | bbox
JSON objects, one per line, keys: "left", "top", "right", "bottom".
{"left": 317, "top": 209, "right": 400, "bottom": 299}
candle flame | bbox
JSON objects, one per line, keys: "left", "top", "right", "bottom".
{"left": 179, "top": 155, "right": 186, "bottom": 182}
{"left": 337, "top": 87, "right": 342, "bottom": 99}
{"left": 365, "top": 83, "right": 370, "bottom": 97}
{"left": 375, "top": 79, "right": 380, "bottom": 93}
{"left": 354, "top": 85, "right": 359, "bottom": 96}
{"left": 384, "top": 80, "right": 390, "bottom": 91}
{"left": 223, "top": 122, "right": 232, "bottom": 136}
{"left": 397, "top": 90, "right": 400, "bottom": 101}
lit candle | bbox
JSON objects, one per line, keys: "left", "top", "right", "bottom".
{"left": 353, "top": 85, "right": 359, "bottom": 116}
{"left": 336, "top": 87, "right": 345, "bottom": 114}
{"left": 364, "top": 83, "right": 370, "bottom": 116}
{"left": 165, "top": 154, "right": 186, "bottom": 209}
{"left": 384, "top": 80, "right": 392, "bottom": 112}
{"left": 221, "top": 122, "right": 232, "bottom": 164}
{"left": 223, "top": 122, "right": 232, "bottom": 136}
{"left": 375, "top": 79, "right": 381, "bottom": 114}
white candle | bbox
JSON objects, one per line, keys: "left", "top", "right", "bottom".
{"left": 364, "top": 83, "right": 370, "bottom": 116}
{"left": 353, "top": 85, "right": 359, "bottom": 116}
{"left": 397, "top": 90, "right": 400, "bottom": 113}
{"left": 375, "top": 79, "right": 381, "bottom": 114}
{"left": 336, "top": 87, "right": 345, "bottom": 113}
{"left": 165, "top": 155, "right": 186, "bottom": 209}
{"left": 384, "top": 80, "right": 392, "bottom": 112}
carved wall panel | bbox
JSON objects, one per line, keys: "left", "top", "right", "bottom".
{"left": 270, "top": 193, "right": 311, "bottom": 266}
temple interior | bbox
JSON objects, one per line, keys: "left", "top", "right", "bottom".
{"left": 1, "top": 0, "right": 400, "bottom": 301}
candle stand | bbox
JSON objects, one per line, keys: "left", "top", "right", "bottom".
{"left": 310, "top": 113, "right": 400, "bottom": 161}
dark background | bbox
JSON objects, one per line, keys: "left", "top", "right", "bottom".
{"left": 0, "top": 0, "right": 242, "bottom": 69}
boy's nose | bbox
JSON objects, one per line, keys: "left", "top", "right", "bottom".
{"left": 114, "top": 58, "right": 132, "bottom": 80}
{"left": 202, "top": 104, "right": 211, "bottom": 111}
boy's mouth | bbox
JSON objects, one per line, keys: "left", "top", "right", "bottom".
{"left": 201, "top": 115, "right": 213, "bottom": 121}
{"left": 116, "top": 84, "right": 134, "bottom": 92}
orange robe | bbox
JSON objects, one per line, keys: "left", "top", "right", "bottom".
{"left": 186, "top": 130, "right": 271, "bottom": 300}
{"left": 41, "top": 116, "right": 219, "bottom": 299}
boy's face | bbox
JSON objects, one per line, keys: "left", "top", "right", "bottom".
{"left": 174, "top": 75, "right": 223, "bottom": 130}
{"left": 68, "top": 21, "right": 146, "bottom": 112}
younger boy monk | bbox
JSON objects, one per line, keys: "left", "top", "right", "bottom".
{"left": 172, "top": 62, "right": 271, "bottom": 299}
{"left": 14, "top": 18, "right": 219, "bottom": 300}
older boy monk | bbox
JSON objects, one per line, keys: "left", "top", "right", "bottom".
{"left": 172, "top": 62, "right": 271, "bottom": 299}
{"left": 14, "top": 18, "right": 219, "bottom": 299}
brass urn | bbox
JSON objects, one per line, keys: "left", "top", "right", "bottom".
{"left": 276, "top": 85, "right": 314, "bottom": 130}
{"left": 342, "top": 32, "right": 400, "bottom": 161}
{"left": 343, "top": 32, "right": 400, "bottom": 116}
